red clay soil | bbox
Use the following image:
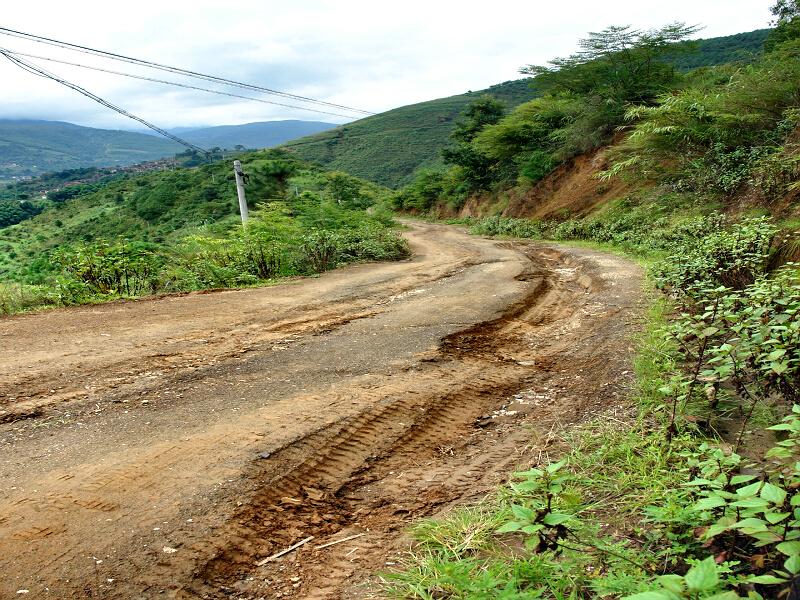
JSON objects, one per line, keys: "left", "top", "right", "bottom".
{"left": 456, "top": 145, "right": 635, "bottom": 221}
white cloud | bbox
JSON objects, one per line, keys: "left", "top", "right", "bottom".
{"left": 0, "top": 0, "right": 775, "bottom": 130}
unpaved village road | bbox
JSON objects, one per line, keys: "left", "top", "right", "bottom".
{"left": 0, "top": 222, "right": 643, "bottom": 599}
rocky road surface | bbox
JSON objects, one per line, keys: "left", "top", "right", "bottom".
{"left": 0, "top": 222, "right": 643, "bottom": 598}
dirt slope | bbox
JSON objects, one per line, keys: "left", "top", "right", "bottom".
{"left": 456, "top": 144, "right": 635, "bottom": 221}
{"left": 0, "top": 222, "right": 643, "bottom": 598}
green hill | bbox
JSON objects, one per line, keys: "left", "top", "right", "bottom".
{"left": 0, "top": 120, "right": 338, "bottom": 181}
{"left": 668, "top": 28, "right": 771, "bottom": 71}
{"left": 284, "top": 79, "right": 535, "bottom": 188}
{"left": 0, "top": 120, "right": 182, "bottom": 180}
{"left": 284, "top": 29, "right": 773, "bottom": 188}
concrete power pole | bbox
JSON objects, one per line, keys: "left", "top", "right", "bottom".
{"left": 233, "top": 160, "right": 249, "bottom": 225}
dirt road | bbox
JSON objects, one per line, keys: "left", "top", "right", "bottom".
{"left": 0, "top": 222, "right": 643, "bottom": 598}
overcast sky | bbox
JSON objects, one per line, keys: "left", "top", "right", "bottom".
{"left": 0, "top": 0, "right": 776, "bottom": 130}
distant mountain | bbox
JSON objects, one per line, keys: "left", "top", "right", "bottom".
{"left": 175, "top": 120, "right": 336, "bottom": 149}
{"left": 0, "top": 120, "right": 182, "bottom": 180}
{"left": 0, "top": 119, "right": 337, "bottom": 181}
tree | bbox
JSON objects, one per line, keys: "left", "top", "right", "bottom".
{"left": 772, "top": 0, "right": 800, "bottom": 22}
{"left": 442, "top": 96, "right": 507, "bottom": 192}
{"left": 451, "top": 95, "right": 506, "bottom": 143}
{"left": 766, "top": 0, "right": 800, "bottom": 51}
{"left": 325, "top": 171, "right": 370, "bottom": 209}
{"left": 520, "top": 23, "right": 700, "bottom": 105}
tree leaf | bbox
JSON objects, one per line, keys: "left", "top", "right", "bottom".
{"left": 730, "top": 474, "right": 757, "bottom": 485}
{"left": 510, "top": 504, "right": 536, "bottom": 522}
{"left": 542, "top": 512, "right": 572, "bottom": 526}
{"left": 736, "top": 481, "right": 762, "bottom": 497}
{"left": 744, "top": 574, "right": 787, "bottom": 584}
{"left": 776, "top": 540, "right": 800, "bottom": 556}
{"left": 693, "top": 496, "right": 727, "bottom": 511}
{"left": 496, "top": 521, "right": 522, "bottom": 533}
{"left": 760, "top": 482, "right": 787, "bottom": 505}
{"left": 656, "top": 574, "right": 685, "bottom": 593}
{"left": 785, "top": 554, "right": 800, "bottom": 575}
{"left": 765, "top": 511, "right": 791, "bottom": 524}
{"left": 732, "top": 517, "right": 768, "bottom": 532}
{"left": 685, "top": 556, "right": 719, "bottom": 592}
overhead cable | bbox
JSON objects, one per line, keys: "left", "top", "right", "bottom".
{"left": 5, "top": 49, "right": 359, "bottom": 120}
{"left": 0, "top": 26, "right": 374, "bottom": 116}
{"left": 0, "top": 49, "right": 210, "bottom": 156}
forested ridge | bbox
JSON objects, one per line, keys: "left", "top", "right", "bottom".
{"left": 284, "top": 28, "right": 773, "bottom": 188}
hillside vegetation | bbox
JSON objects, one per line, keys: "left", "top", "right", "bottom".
{"left": 666, "top": 28, "right": 770, "bottom": 70}
{"left": 0, "top": 149, "right": 406, "bottom": 313}
{"left": 284, "top": 29, "right": 771, "bottom": 188}
{"left": 385, "top": 12, "right": 800, "bottom": 599}
{"left": 284, "top": 79, "right": 536, "bottom": 188}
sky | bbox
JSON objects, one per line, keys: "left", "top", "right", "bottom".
{"left": 0, "top": 0, "right": 777, "bottom": 131}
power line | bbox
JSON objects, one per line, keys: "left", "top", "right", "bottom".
{"left": 0, "top": 26, "right": 374, "bottom": 116}
{"left": 3, "top": 49, "right": 360, "bottom": 120}
{"left": 0, "top": 49, "right": 210, "bottom": 156}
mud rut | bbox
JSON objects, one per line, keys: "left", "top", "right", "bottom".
{"left": 0, "top": 227, "right": 643, "bottom": 599}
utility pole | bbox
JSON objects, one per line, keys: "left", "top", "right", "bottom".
{"left": 233, "top": 160, "right": 249, "bottom": 225}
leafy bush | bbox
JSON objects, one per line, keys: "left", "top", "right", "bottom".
{"left": 653, "top": 217, "right": 778, "bottom": 294}
{"left": 52, "top": 240, "right": 165, "bottom": 296}
{"left": 0, "top": 199, "right": 42, "bottom": 228}
{"left": 0, "top": 282, "right": 59, "bottom": 314}
{"left": 607, "top": 41, "right": 800, "bottom": 196}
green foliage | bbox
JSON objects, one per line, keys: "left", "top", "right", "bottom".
{"left": 0, "top": 281, "right": 60, "bottom": 314}
{"left": 325, "top": 171, "right": 373, "bottom": 209}
{"left": 607, "top": 41, "right": 800, "bottom": 198}
{"left": 393, "top": 170, "right": 449, "bottom": 212}
{"left": 653, "top": 217, "right": 778, "bottom": 293}
{"left": 624, "top": 557, "right": 742, "bottom": 599}
{"left": 0, "top": 199, "right": 42, "bottom": 227}
{"left": 52, "top": 239, "right": 165, "bottom": 297}
{"left": 521, "top": 23, "right": 699, "bottom": 104}
{"left": 665, "top": 30, "right": 770, "bottom": 71}
{"left": 496, "top": 462, "right": 576, "bottom": 550}
{"left": 766, "top": 1, "right": 800, "bottom": 51}
{"left": 442, "top": 96, "right": 509, "bottom": 193}
{"left": 0, "top": 150, "right": 407, "bottom": 313}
